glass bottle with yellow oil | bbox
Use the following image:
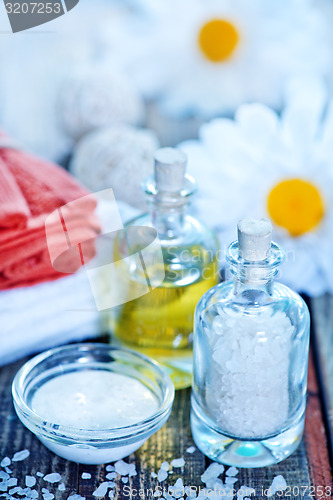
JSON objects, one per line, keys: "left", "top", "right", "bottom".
{"left": 111, "top": 148, "right": 219, "bottom": 389}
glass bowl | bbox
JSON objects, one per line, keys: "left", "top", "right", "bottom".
{"left": 12, "top": 343, "right": 175, "bottom": 464}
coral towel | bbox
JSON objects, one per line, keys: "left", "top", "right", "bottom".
{"left": 0, "top": 137, "right": 101, "bottom": 289}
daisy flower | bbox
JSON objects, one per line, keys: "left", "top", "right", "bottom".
{"left": 180, "top": 77, "right": 333, "bottom": 296}
{"left": 108, "top": 0, "right": 329, "bottom": 118}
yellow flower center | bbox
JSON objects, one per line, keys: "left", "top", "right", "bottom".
{"left": 267, "top": 179, "right": 325, "bottom": 237}
{"left": 198, "top": 19, "right": 239, "bottom": 63}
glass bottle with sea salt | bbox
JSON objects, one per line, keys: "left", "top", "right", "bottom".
{"left": 191, "top": 218, "right": 310, "bottom": 467}
{"left": 111, "top": 148, "right": 219, "bottom": 390}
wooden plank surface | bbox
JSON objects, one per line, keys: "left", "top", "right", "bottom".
{"left": 310, "top": 294, "right": 333, "bottom": 459}
{"left": 0, "top": 297, "right": 332, "bottom": 499}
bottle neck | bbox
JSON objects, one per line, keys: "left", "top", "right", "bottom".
{"left": 142, "top": 173, "right": 197, "bottom": 240}
{"left": 150, "top": 202, "right": 187, "bottom": 240}
{"left": 226, "top": 241, "right": 284, "bottom": 298}
{"left": 232, "top": 267, "right": 274, "bottom": 296}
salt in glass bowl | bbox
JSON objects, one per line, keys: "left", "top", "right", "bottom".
{"left": 12, "top": 343, "right": 175, "bottom": 464}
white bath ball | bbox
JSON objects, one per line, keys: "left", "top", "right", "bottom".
{"left": 59, "top": 69, "right": 145, "bottom": 141}
{"left": 70, "top": 125, "right": 159, "bottom": 209}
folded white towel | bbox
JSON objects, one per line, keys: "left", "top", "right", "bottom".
{"left": 0, "top": 271, "right": 102, "bottom": 366}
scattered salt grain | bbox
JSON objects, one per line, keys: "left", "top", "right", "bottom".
{"left": 12, "top": 450, "right": 30, "bottom": 462}
{"left": 81, "top": 473, "right": 91, "bottom": 480}
{"left": 157, "top": 469, "right": 168, "bottom": 482}
{"left": 226, "top": 466, "right": 239, "bottom": 477}
{"left": 9, "top": 486, "right": 21, "bottom": 495}
{"left": 106, "top": 472, "right": 117, "bottom": 480}
{"left": 109, "top": 491, "right": 114, "bottom": 498}
{"left": 170, "top": 458, "right": 185, "bottom": 468}
{"left": 168, "top": 478, "right": 183, "bottom": 498}
{"left": 114, "top": 460, "right": 136, "bottom": 477}
{"left": 151, "top": 472, "right": 158, "bottom": 478}
{"left": 7, "top": 478, "right": 18, "bottom": 487}
{"left": 186, "top": 447, "right": 196, "bottom": 454}
{"left": 201, "top": 463, "right": 224, "bottom": 486}
{"left": 237, "top": 485, "right": 255, "bottom": 499}
{"left": 44, "top": 473, "right": 62, "bottom": 484}
{"left": 122, "top": 477, "right": 128, "bottom": 484}
{"left": 67, "top": 495, "right": 85, "bottom": 500}
{"left": 93, "top": 482, "right": 110, "bottom": 497}
{"left": 27, "top": 490, "right": 39, "bottom": 499}
{"left": 25, "top": 476, "right": 36, "bottom": 488}
{"left": 1, "top": 458, "right": 11, "bottom": 468}
{"left": 0, "top": 471, "right": 9, "bottom": 480}
{"left": 154, "top": 491, "right": 162, "bottom": 497}
{"left": 106, "top": 465, "right": 115, "bottom": 472}
{"left": 42, "top": 487, "right": 54, "bottom": 500}
{"left": 36, "top": 472, "right": 44, "bottom": 477}
{"left": 5, "top": 468, "right": 12, "bottom": 474}
{"left": 58, "top": 484, "right": 66, "bottom": 491}
{"left": 107, "top": 481, "right": 116, "bottom": 489}
{"left": 162, "top": 493, "right": 174, "bottom": 500}
{"left": 225, "top": 477, "right": 238, "bottom": 485}
{"left": 267, "top": 475, "right": 287, "bottom": 497}
{"left": 160, "top": 462, "right": 170, "bottom": 471}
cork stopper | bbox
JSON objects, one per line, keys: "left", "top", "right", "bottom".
{"left": 238, "top": 218, "right": 272, "bottom": 261}
{"left": 154, "top": 148, "right": 187, "bottom": 192}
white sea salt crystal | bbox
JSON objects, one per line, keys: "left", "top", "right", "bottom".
{"left": 12, "top": 450, "right": 30, "bottom": 462}
{"left": 9, "top": 486, "right": 21, "bottom": 495}
{"left": 108, "top": 481, "right": 116, "bottom": 489}
{"left": 212, "top": 478, "right": 224, "bottom": 488}
{"left": 106, "top": 472, "right": 117, "bottom": 480}
{"left": 168, "top": 478, "right": 184, "bottom": 498}
{"left": 226, "top": 467, "right": 239, "bottom": 477}
{"left": 208, "top": 308, "right": 293, "bottom": 438}
{"left": 160, "top": 462, "right": 170, "bottom": 471}
{"left": 151, "top": 472, "right": 158, "bottom": 478}
{"left": 225, "top": 477, "right": 238, "bottom": 485}
{"left": 170, "top": 458, "right": 185, "bottom": 468}
{"left": 27, "top": 490, "right": 39, "bottom": 499}
{"left": 81, "top": 473, "right": 91, "bottom": 480}
{"left": 58, "top": 484, "right": 66, "bottom": 491}
{"left": 36, "top": 472, "right": 44, "bottom": 477}
{"left": 67, "top": 495, "right": 85, "bottom": 500}
{"left": 109, "top": 491, "right": 114, "bottom": 499}
{"left": 186, "top": 447, "right": 196, "bottom": 454}
{"left": 106, "top": 465, "right": 115, "bottom": 472}
{"left": 237, "top": 485, "right": 255, "bottom": 499}
{"left": 266, "top": 475, "right": 287, "bottom": 497}
{"left": 44, "top": 473, "right": 62, "bottom": 484}
{"left": 201, "top": 463, "right": 224, "bottom": 486}
{"left": 157, "top": 469, "right": 168, "bottom": 482}
{"left": 42, "top": 489, "right": 54, "bottom": 500}
{"left": 0, "top": 471, "right": 9, "bottom": 480}
{"left": 7, "top": 478, "right": 17, "bottom": 487}
{"left": 5, "top": 468, "right": 12, "bottom": 474}
{"left": 114, "top": 460, "right": 136, "bottom": 477}
{"left": 1, "top": 458, "right": 11, "bottom": 468}
{"left": 93, "top": 482, "right": 110, "bottom": 497}
{"left": 25, "top": 476, "right": 36, "bottom": 488}
{"left": 122, "top": 477, "right": 128, "bottom": 484}
{"left": 154, "top": 491, "right": 162, "bottom": 497}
